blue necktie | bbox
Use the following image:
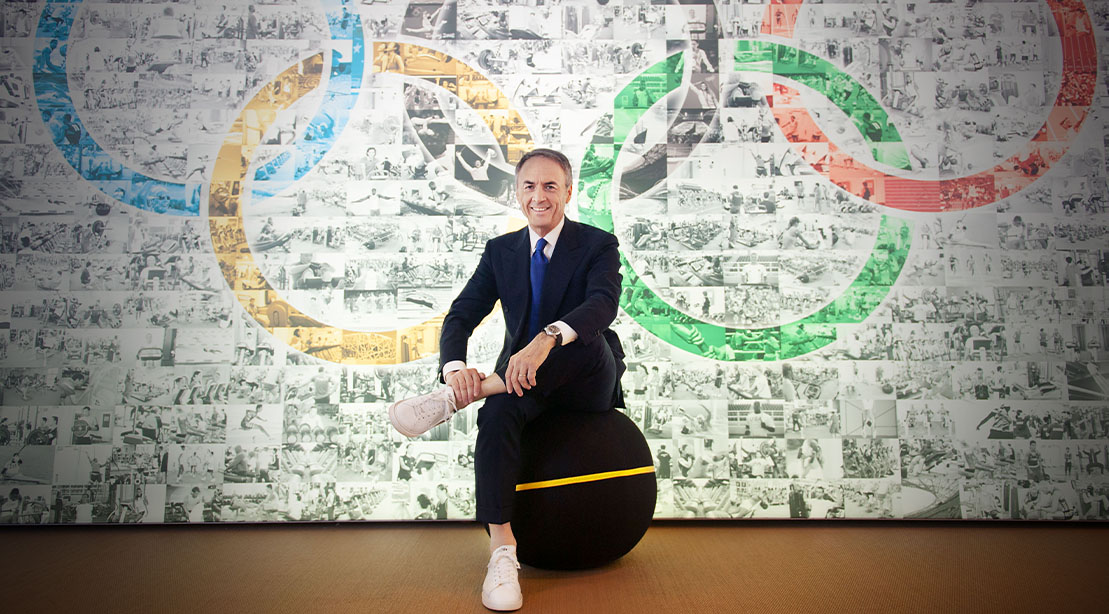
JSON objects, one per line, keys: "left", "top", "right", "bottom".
{"left": 527, "top": 237, "right": 548, "bottom": 340}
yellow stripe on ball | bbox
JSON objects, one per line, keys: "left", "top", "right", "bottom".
{"left": 515, "top": 466, "right": 656, "bottom": 492}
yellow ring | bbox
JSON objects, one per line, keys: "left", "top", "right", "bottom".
{"left": 209, "top": 45, "right": 533, "bottom": 364}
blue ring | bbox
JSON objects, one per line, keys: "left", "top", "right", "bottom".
{"left": 32, "top": 0, "right": 364, "bottom": 216}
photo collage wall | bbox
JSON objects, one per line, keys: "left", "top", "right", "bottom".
{"left": 0, "top": 0, "right": 1108, "bottom": 523}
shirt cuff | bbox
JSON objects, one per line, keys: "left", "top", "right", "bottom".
{"left": 550, "top": 321, "right": 577, "bottom": 345}
{"left": 442, "top": 360, "right": 467, "bottom": 379}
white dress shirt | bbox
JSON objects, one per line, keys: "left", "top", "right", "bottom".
{"left": 442, "top": 217, "right": 578, "bottom": 378}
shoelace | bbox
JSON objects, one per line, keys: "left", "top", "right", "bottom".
{"left": 414, "top": 398, "right": 442, "bottom": 420}
{"left": 488, "top": 550, "right": 520, "bottom": 588}
{"left": 414, "top": 390, "right": 454, "bottom": 421}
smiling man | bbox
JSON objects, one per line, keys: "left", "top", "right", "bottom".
{"left": 388, "top": 148, "right": 625, "bottom": 611}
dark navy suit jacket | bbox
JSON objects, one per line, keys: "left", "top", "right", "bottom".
{"left": 439, "top": 219, "right": 625, "bottom": 407}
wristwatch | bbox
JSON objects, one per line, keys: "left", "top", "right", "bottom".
{"left": 542, "top": 324, "right": 563, "bottom": 346}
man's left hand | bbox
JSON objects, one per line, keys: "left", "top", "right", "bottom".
{"left": 505, "top": 334, "right": 557, "bottom": 396}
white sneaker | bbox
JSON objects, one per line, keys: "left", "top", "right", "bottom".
{"left": 482, "top": 545, "right": 522, "bottom": 612}
{"left": 388, "top": 387, "right": 458, "bottom": 437}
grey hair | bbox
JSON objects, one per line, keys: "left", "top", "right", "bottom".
{"left": 515, "top": 148, "right": 573, "bottom": 185}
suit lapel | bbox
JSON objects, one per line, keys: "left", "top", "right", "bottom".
{"left": 505, "top": 228, "right": 531, "bottom": 336}
{"left": 539, "top": 219, "right": 582, "bottom": 326}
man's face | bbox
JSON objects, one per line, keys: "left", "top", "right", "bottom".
{"left": 516, "top": 156, "right": 571, "bottom": 236}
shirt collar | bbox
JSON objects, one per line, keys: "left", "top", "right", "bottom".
{"left": 529, "top": 217, "right": 565, "bottom": 257}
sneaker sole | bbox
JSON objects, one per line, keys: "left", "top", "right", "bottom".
{"left": 481, "top": 591, "right": 522, "bottom": 612}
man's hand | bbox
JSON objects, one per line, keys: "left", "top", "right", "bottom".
{"left": 445, "top": 368, "right": 485, "bottom": 409}
{"left": 505, "top": 334, "right": 557, "bottom": 396}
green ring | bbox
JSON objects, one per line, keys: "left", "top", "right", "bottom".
{"left": 583, "top": 47, "right": 912, "bottom": 361}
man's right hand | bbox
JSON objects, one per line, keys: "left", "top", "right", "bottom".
{"left": 445, "top": 368, "right": 485, "bottom": 409}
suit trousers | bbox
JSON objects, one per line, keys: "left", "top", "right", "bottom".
{"left": 474, "top": 335, "right": 619, "bottom": 525}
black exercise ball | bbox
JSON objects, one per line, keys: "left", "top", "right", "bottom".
{"left": 511, "top": 408, "right": 656, "bottom": 570}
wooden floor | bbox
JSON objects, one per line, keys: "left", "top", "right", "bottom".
{"left": 6, "top": 521, "right": 1108, "bottom": 613}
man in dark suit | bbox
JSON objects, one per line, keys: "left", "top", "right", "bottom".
{"left": 389, "top": 148, "right": 624, "bottom": 611}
